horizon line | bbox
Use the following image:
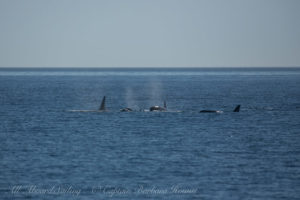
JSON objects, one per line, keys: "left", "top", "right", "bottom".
{"left": 1, "top": 66, "right": 300, "bottom": 69}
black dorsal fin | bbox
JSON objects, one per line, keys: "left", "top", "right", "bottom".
{"left": 233, "top": 105, "right": 240, "bottom": 112}
{"left": 99, "top": 96, "right": 106, "bottom": 111}
{"left": 164, "top": 101, "right": 167, "bottom": 109}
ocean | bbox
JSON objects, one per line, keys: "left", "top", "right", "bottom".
{"left": 0, "top": 67, "right": 300, "bottom": 200}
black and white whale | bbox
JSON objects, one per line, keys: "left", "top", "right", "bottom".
{"left": 67, "top": 96, "right": 107, "bottom": 112}
{"left": 120, "top": 107, "right": 133, "bottom": 112}
{"left": 98, "top": 96, "right": 106, "bottom": 111}
{"left": 200, "top": 105, "right": 240, "bottom": 113}
{"left": 100, "top": 97, "right": 135, "bottom": 112}
{"left": 233, "top": 105, "right": 240, "bottom": 112}
{"left": 149, "top": 101, "right": 167, "bottom": 111}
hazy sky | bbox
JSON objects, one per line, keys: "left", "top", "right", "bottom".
{"left": 0, "top": 0, "right": 299, "bottom": 67}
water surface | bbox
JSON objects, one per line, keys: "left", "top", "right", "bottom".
{"left": 0, "top": 68, "right": 300, "bottom": 200}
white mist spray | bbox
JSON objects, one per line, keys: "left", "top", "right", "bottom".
{"left": 149, "top": 78, "right": 163, "bottom": 105}
{"left": 125, "top": 87, "right": 138, "bottom": 109}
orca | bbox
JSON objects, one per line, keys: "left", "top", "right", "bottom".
{"left": 120, "top": 107, "right": 133, "bottom": 112}
{"left": 233, "top": 105, "right": 240, "bottom": 112}
{"left": 199, "top": 110, "right": 223, "bottom": 113}
{"left": 98, "top": 96, "right": 106, "bottom": 111}
{"left": 67, "top": 96, "right": 107, "bottom": 112}
{"left": 149, "top": 101, "right": 167, "bottom": 111}
{"left": 200, "top": 105, "right": 241, "bottom": 113}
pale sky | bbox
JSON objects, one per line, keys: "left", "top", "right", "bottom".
{"left": 0, "top": 0, "right": 299, "bottom": 67}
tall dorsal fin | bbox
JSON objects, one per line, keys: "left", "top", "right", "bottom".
{"left": 164, "top": 100, "right": 167, "bottom": 109}
{"left": 99, "top": 96, "right": 106, "bottom": 111}
{"left": 233, "top": 105, "right": 240, "bottom": 112}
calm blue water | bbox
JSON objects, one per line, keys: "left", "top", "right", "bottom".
{"left": 0, "top": 68, "right": 300, "bottom": 200}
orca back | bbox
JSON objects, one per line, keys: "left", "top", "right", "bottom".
{"left": 199, "top": 109, "right": 224, "bottom": 113}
